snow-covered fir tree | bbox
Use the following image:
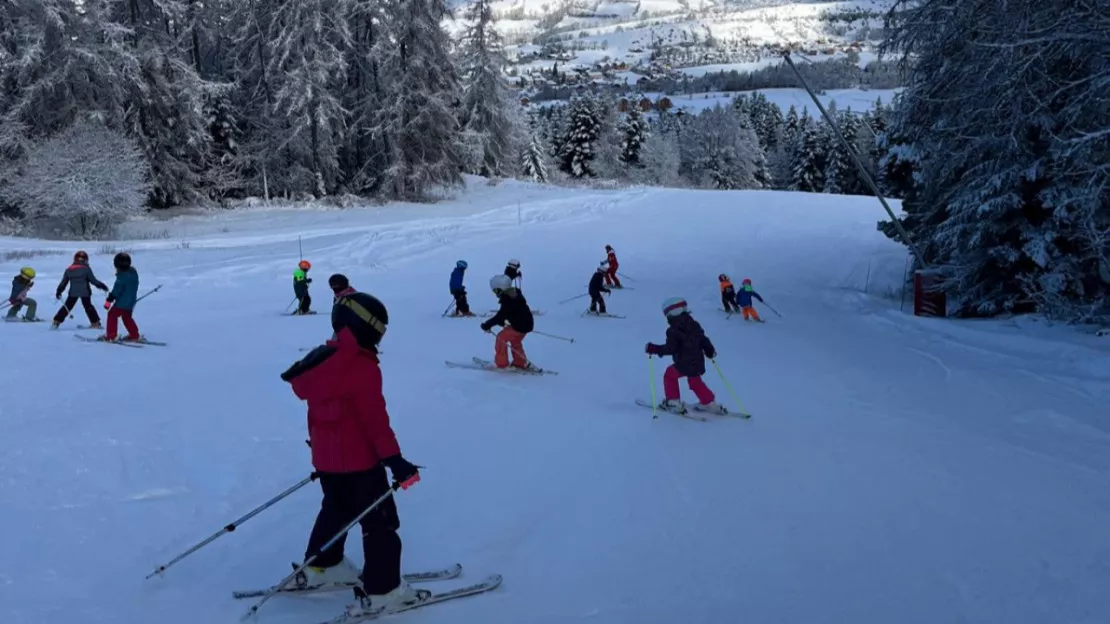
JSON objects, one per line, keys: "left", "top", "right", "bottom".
{"left": 374, "top": 0, "right": 464, "bottom": 198}
{"left": 521, "top": 133, "right": 549, "bottom": 183}
{"left": 618, "top": 108, "right": 649, "bottom": 167}
{"left": 822, "top": 109, "right": 859, "bottom": 195}
{"left": 782, "top": 105, "right": 801, "bottom": 149}
{"left": 790, "top": 115, "right": 825, "bottom": 192}
{"left": 879, "top": 0, "right": 1110, "bottom": 319}
{"left": 458, "top": 0, "right": 522, "bottom": 177}
{"left": 678, "top": 105, "right": 763, "bottom": 190}
{"left": 560, "top": 96, "right": 602, "bottom": 178}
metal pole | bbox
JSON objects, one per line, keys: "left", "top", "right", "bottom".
{"left": 780, "top": 51, "right": 928, "bottom": 268}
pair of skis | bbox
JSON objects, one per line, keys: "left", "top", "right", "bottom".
{"left": 233, "top": 563, "right": 501, "bottom": 623}
{"left": 634, "top": 399, "right": 752, "bottom": 421}
{"left": 582, "top": 310, "right": 624, "bottom": 319}
{"left": 74, "top": 334, "right": 167, "bottom": 348}
{"left": 445, "top": 356, "right": 557, "bottom": 375}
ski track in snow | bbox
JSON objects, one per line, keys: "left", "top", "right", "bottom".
{"left": 2, "top": 180, "right": 1110, "bottom": 624}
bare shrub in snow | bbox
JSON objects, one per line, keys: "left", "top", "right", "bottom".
{"left": 1, "top": 121, "right": 150, "bottom": 239}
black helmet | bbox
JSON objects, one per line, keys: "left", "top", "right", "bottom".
{"left": 332, "top": 291, "right": 388, "bottom": 351}
{"left": 328, "top": 273, "right": 350, "bottom": 293}
{"left": 114, "top": 252, "right": 132, "bottom": 270}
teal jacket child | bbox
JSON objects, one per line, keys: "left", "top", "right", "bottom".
{"left": 107, "top": 267, "right": 139, "bottom": 310}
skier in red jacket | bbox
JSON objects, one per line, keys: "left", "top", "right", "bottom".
{"left": 280, "top": 276, "right": 427, "bottom": 616}
{"left": 603, "top": 245, "right": 622, "bottom": 288}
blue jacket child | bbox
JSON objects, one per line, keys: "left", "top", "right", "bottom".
{"left": 734, "top": 278, "right": 764, "bottom": 322}
{"left": 448, "top": 260, "right": 472, "bottom": 316}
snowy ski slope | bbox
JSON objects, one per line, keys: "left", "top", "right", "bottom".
{"left": 2, "top": 181, "right": 1109, "bottom": 624}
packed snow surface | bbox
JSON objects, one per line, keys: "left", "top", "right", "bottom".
{"left": 2, "top": 181, "right": 1109, "bottom": 624}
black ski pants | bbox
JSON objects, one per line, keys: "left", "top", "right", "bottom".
{"left": 54, "top": 296, "right": 99, "bottom": 325}
{"left": 305, "top": 466, "right": 402, "bottom": 594}
{"left": 451, "top": 288, "right": 470, "bottom": 315}
{"left": 589, "top": 291, "right": 607, "bottom": 314}
{"left": 297, "top": 294, "right": 312, "bottom": 314}
{"left": 721, "top": 292, "right": 740, "bottom": 312}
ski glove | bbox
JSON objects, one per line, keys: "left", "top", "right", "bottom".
{"left": 103, "top": 301, "right": 112, "bottom": 310}
{"left": 645, "top": 343, "right": 661, "bottom": 355}
{"left": 480, "top": 321, "right": 493, "bottom": 332}
{"left": 382, "top": 455, "right": 421, "bottom": 490}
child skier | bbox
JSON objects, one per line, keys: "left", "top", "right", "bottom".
{"left": 718, "top": 274, "right": 740, "bottom": 313}
{"left": 293, "top": 260, "right": 313, "bottom": 315}
{"left": 480, "top": 275, "right": 536, "bottom": 371}
{"left": 735, "top": 278, "right": 765, "bottom": 322}
{"left": 587, "top": 263, "right": 611, "bottom": 315}
{"left": 5, "top": 267, "right": 38, "bottom": 322}
{"left": 449, "top": 260, "right": 473, "bottom": 316}
{"left": 504, "top": 259, "right": 522, "bottom": 289}
{"left": 603, "top": 245, "right": 622, "bottom": 288}
{"left": 101, "top": 252, "right": 141, "bottom": 342}
{"left": 52, "top": 250, "right": 108, "bottom": 329}
{"left": 645, "top": 297, "right": 725, "bottom": 415}
{"left": 280, "top": 283, "right": 426, "bottom": 615}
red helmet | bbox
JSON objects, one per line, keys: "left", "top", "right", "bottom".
{"left": 74, "top": 250, "right": 88, "bottom": 262}
{"left": 298, "top": 260, "right": 311, "bottom": 271}
{"left": 742, "top": 278, "right": 752, "bottom": 285}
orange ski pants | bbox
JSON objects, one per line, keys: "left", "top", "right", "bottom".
{"left": 495, "top": 327, "right": 529, "bottom": 368}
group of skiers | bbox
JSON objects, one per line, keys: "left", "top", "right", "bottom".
{"left": 5, "top": 250, "right": 144, "bottom": 341}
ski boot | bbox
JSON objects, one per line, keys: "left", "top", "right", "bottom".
{"left": 349, "top": 580, "right": 430, "bottom": 617}
{"left": 88, "top": 322, "right": 102, "bottom": 329}
{"left": 511, "top": 362, "right": 543, "bottom": 374}
{"left": 293, "top": 557, "right": 361, "bottom": 590}
{"left": 693, "top": 401, "right": 728, "bottom": 415}
{"left": 658, "top": 399, "right": 687, "bottom": 414}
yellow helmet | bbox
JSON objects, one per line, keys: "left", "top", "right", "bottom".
{"left": 19, "top": 267, "right": 35, "bottom": 279}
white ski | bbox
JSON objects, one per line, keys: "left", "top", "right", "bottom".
{"left": 445, "top": 357, "right": 556, "bottom": 375}
{"left": 634, "top": 399, "right": 708, "bottom": 421}
{"left": 74, "top": 334, "right": 144, "bottom": 348}
{"left": 582, "top": 311, "right": 625, "bottom": 319}
{"left": 231, "top": 564, "right": 463, "bottom": 599}
{"left": 318, "top": 574, "right": 502, "bottom": 624}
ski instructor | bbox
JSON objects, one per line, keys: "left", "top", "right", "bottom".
{"left": 279, "top": 273, "right": 426, "bottom": 616}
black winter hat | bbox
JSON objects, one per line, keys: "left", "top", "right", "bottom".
{"left": 328, "top": 273, "right": 350, "bottom": 293}
{"left": 332, "top": 291, "right": 388, "bottom": 351}
{"left": 114, "top": 252, "right": 131, "bottom": 270}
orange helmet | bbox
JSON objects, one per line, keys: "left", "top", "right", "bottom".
{"left": 298, "top": 260, "right": 311, "bottom": 271}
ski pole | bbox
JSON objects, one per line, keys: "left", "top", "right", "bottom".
{"left": 649, "top": 355, "right": 658, "bottom": 420}
{"left": 532, "top": 330, "right": 574, "bottom": 343}
{"left": 442, "top": 298, "right": 456, "bottom": 317}
{"left": 285, "top": 297, "right": 298, "bottom": 314}
{"left": 146, "top": 473, "right": 318, "bottom": 580}
{"left": 242, "top": 480, "right": 409, "bottom": 620}
{"left": 558, "top": 293, "right": 589, "bottom": 305}
{"left": 711, "top": 359, "right": 751, "bottom": 418}
{"left": 135, "top": 284, "right": 163, "bottom": 305}
{"left": 760, "top": 301, "right": 782, "bottom": 318}
{"left": 617, "top": 272, "right": 637, "bottom": 283}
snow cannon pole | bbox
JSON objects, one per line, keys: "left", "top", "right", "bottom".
{"left": 617, "top": 272, "right": 637, "bottom": 283}
{"left": 298, "top": 236, "right": 303, "bottom": 261}
{"left": 146, "top": 473, "right": 318, "bottom": 580}
{"left": 711, "top": 359, "right": 751, "bottom": 419}
{"left": 135, "top": 284, "right": 164, "bottom": 305}
{"left": 558, "top": 293, "right": 589, "bottom": 305}
{"left": 242, "top": 479, "right": 413, "bottom": 620}
{"left": 648, "top": 355, "right": 659, "bottom": 420}
{"left": 532, "top": 330, "right": 574, "bottom": 343}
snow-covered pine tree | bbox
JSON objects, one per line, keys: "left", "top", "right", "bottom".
{"left": 822, "top": 109, "right": 859, "bottom": 195}
{"left": 782, "top": 105, "right": 801, "bottom": 149}
{"left": 458, "top": 0, "right": 523, "bottom": 177}
{"left": 374, "top": 0, "right": 463, "bottom": 198}
{"left": 789, "top": 115, "right": 825, "bottom": 193}
{"left": 634, "top": 127, "right": 683, "bottom": 187}
{"left": 678, "top": 105, "right": 763, "bottom": 190}
{"left": 618, "top": 108, "right": 650, "bottom": 167}
{"left": 560, "top": 96, "right": 602, "bottom": 178}
{"left": 521, "top": 133, "right": 549, "bottom": 183}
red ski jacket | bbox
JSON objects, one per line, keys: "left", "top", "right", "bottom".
{"left": 284, "top": 327, "right": 401, "bottom": 473}
{"left": 607, "top": 251, "right": 619, "bottom": 270}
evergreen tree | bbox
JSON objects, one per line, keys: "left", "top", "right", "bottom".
{"left": 782, "top": 105, "right": 801, "bottom": 148}
{"left": 521, "top": 133, "right": 549, "bottom": 183}
{"left": 458, "top": 0, "right": 521, "bottom": 177}
{"left": 560, "top": 96, "right": 602, "bottom": 178}
{"left": 618, "top": 108, "right": 649, "bottom": 167}
{"left": 678, "top": 105, "right": 763, "bottom": 190}
{"left": 375, "top": 0, "right": 464, "bottom": 198}
{"left": 823, "top": 109, "right": 859, "bottom": 195}
{"left": 790, "top": 117, "right": 825, "bottom": 192}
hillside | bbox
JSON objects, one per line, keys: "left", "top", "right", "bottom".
{"left": 450, "top": 0, "right": 897, "bottom": 98}
{"left": 2, "top": 181, "right": 1109, "bottom": 624}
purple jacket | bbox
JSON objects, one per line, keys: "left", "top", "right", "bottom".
{"left": 652, "top": 313, "right": 716, "bottom": 377}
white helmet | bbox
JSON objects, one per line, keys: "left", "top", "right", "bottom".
{"left": 661, "top": 297, "right": 688, "bottom": 318}
{"left": 507, "top": 259, "right": 521, "bottom": 268}
{"left": 490, "top": 274, "right": 512, "bottom": 292}
{"left": 597, "top": 261, "right": 608, "bottom": 272}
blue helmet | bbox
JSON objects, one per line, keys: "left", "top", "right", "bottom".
{"left": 457, "top": 260, "right": 468, "bottom": 269}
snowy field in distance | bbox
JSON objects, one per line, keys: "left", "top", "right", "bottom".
{"left": 2, "top": 179, "right": 1109, "bottom": 624}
